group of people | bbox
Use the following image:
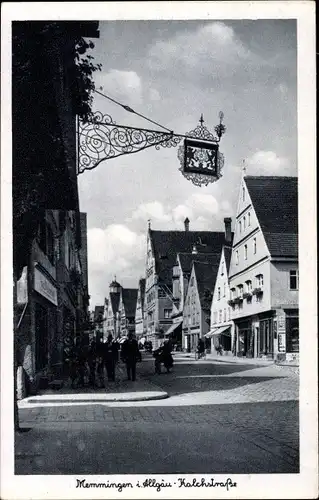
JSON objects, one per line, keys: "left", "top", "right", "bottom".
{"left": 66, "top": 332, "right": 142, "bottom": 388}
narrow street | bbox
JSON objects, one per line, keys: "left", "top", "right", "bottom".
{"left": 16, "top": 353, "right": 299, "bottom": 475}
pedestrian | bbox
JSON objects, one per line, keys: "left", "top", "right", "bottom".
{"left": 103, "top": 334, "right": 118, "bottom": 382}
{"left": 121, "top": 332, "right": 140, "bottom": 381}
{"left": 95, "top": 340, "right": 105, "bottom": 388}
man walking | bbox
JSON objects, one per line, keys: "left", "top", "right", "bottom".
{"left": 121, "top": 333, "right": 140, "bottom": 381}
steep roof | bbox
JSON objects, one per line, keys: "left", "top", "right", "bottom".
{"left": 94, "top": 305, "right": 104, "bottom": 321}
{"left": 223, "top": 246, "right": 232, "bottom": 273}
{"left": 245, "top": 176, "right": 298, "bottom": 257}
{"left": 178, "top": 252, "right": 221, "bottom": 276}
{"left": 122, "top": 288, "right": 138, "bottom": 318}
{"left": 193, "top": 261, "right": 220, "bottom": 311}
{"left": 138, "top": 278, "right": 146, "bottom": 307}
{"left": 150, "top": 230, "right": 227, "bottom": 284}
{"left": 109, "top": 292, "right": 120, "bottom": 314}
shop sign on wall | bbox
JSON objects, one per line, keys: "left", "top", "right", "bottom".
{"left": 278, "top": 316, "right": 285, "bottom": 330}
{"left": 278, "top": 333, "right": 286, "bottom": 353}
{"left": 34, "top": 267, "right": 58, "bottom": 306}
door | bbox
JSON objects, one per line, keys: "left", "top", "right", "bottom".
{"left": 286, "top": 316, "right": 299, "bottom": 353}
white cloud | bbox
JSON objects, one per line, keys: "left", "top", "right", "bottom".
{"left": 247, "top": 151, "right": 292, "bottom": 175}
{"left": 96, "top": 69, "right": 143, "bottom": 106}
{"left": 149, "top": 88, "right": 161, "bottom": 101}
{"left": 148, "top": 22, "right": 251, "bottom": 75}
{"left": 131, "top": 201, "right": 172, "bottom": 224}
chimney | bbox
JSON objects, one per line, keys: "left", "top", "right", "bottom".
{"left": 224, "top": 217, "right": 232, "bottom": 244}
{"left": 184, "top": 217, "right": 190, "bottom": 232}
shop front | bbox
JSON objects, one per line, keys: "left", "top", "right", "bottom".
{"left": 236, "top": 319, "right": 253, "bottom": 357}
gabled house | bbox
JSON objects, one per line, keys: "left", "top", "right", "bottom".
{"left": 118, "top": 288, "right": 138, "bottom": 338}
{"left": 228, "top": 175, "right": 298, "bottom": 362}
{"left": 105, "top": 279, "right": 121, "bottom": 340}
{"left": 145, "top": 218, "right": 231, "bottom": 349}
{"left": 135, "top": 278, "right": 146, "bottom": 340}
{"left": 183, "top": 259, "right": 220, "bottom": 351}
{"left": 208, "top": 244, "right": 233, "bottom": 354}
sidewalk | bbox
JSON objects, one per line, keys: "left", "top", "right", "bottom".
{"left": 19, "top": 364, "right": 168, "bottom": 407}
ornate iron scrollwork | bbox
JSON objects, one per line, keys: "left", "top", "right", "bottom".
{"left": 178, "top": 114, "right": 225, "bottom": 187}
{"left": 77, "top": 111, "right": 183, "bottom": 174}
{"left": 77, "top": 111, "right": 225, "bottom": 187}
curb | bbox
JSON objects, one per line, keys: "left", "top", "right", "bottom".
{"left": 19, "top": 391, "right": 169, "bottom": 406}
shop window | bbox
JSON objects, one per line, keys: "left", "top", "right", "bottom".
{"left": 286, "top": 316, "right": 299, "bottom": 352}
{"left": 289, "top": 270, "right": 299, "bottom": 290}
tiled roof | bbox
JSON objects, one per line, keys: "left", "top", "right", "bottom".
{"left": 193, "top": 260, "right": 220, "bottom": 311}
{"left": 110, "top": 292, "right": 120, "bottom": 314}
{"left": 138, "top": 278, "right": 146, "bottom": 306}
{"left": 178, "top": 252, "right": 221, "bottom": 275}
{"left": 245, "top": 176, "right": 298, "bottom": 257}
{"left": 94, "top": 305, "right": 104, "bottom": 321}
{"left": 223, "top": 246, "right": 232, "bottom": 273}
{"left": 122, "top": 288, "right": 138, "bottom": 318}
{"left": 150, "top": 230, "right": 228, "bottom": 284}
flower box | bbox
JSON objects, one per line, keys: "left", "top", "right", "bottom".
{"left": 243, "top": 292, "right": 252, "bottom": 299}
{"left": 227, "top": 299, "right": 235, "bottom": 306}
{"left": 233, "top": 297, "right": 243, "bottom": 304}
{"left": 252, "top": 287, "right": 263, "bottom": 296}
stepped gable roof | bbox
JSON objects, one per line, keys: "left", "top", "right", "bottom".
{"left": 223, "top": 246, "right": 232, "bottom": 273}
{"left": 178, "top": 252, "right": 221, "bottom": 276}
{"left": 109, "top": 292, "right": 120, "bottom": 314}
{"left": 122, "top": 288, "right": 138, "bottom": 318}
{"left": 150, "top": 230, "right": 226, "bottom": 283}
{"left": 245, "top": 176, "right": 298, "bottom": 257}
{"left": 94, "top": 305, "right": 104, "bottom": 322}
{"left": 138, "top": 278, "right": 146, "bottom": 306}
{"left": 193, "top": 260, "right": 220, "bottom": 311}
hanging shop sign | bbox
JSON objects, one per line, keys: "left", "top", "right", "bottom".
{"left": 77, "top": 111, "right": 226, "bottom": 187}
{"left": 34, "top": 267, "right": 58, "bottom": 306}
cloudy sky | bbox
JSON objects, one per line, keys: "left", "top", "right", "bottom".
{"left": 77, "top": 19, "right": 297, "bottom": 308}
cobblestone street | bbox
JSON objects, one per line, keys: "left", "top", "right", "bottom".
{"left": 16, "top": 354, "right": 299, "bottom": 474}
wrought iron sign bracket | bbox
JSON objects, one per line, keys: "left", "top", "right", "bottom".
{"left": 77, "top": 111, "right": 226, "bottom": 187}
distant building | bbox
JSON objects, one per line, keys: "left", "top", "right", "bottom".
{"left": 118, "top": 288, "right": 138, "bottom": 338}
{"left": 93, "top": 305, "right": 104, "bottom": 343}
{"left": 105, "top": 279, "right": 121, "bottom": 339}
{"left": 183, "top": 259, "right": 220, "bottom": 352}
{"left": 229, "top": 176, "right": 298, "bottom": 362}
{"left": 135, "top": 278, "right": 146, "bottom": 340}
{"left": 145, "top": 219, "right": 229, "bottom": 348}
{"left": 208, "top": 243, "right": 234, "bottom": 355}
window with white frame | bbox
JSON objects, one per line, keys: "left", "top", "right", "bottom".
{"left": 217, "top": 287, "right": 221, "bottom": 300}
{"left": 219, "top": 310, "right": 222, "bottom": 323}
{"left": 228, "top": 307, "right": 231, "bottom": 320}
{"left": 253, "top": 237, "right": 257, "bottom": 254}
{"left": 223, "top": 282, "right": 226, "bottom": 297}
{"left": 289, "top": 270, "right": 299, "bottom": 290}
{"left": 213, "top": 311, "right": 218, "bottom": 324}
{"left": 242, "top": 186, "right": 245, "bottom": 201}
{"left": 244, "top": 244, "right": 248, "bottom": 260}
{"left": 256, "top": 274, "right": 264, "bottom": 288}
{"left": 231, "top": 288, "right": 236, "bottom": 299}
{"left": 223, "top": 308, "right": 226, "bottom": 322}
{"left": 238, "top": 284, "right": 244, "bottom": 298}
{"left": 248, "top": 212, "right": 251, "bottom": 226}
{"left": 245, "top": 280, "right": 252, "bottom": 293}
{"left": 164, "top": 309, "right": 172, "bottom": 318}
{"left": 235, "top": 250, "right": 239, "bottom": 265}
{"left": 239, "top": 220, "right": 242, "bottom": 233}
{"left": 243, "top": 216, "right": 246, "bottom": 230}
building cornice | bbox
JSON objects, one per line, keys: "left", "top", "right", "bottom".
{"left": 229, "top": 255, "right": 270, "bottom": 280}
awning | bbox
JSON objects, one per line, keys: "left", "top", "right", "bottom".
{"left": 205, "top": 325, "right": 231, "bottom": 338}
{"left": 164, "top": 319, "right": 183, "bottom": 337}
